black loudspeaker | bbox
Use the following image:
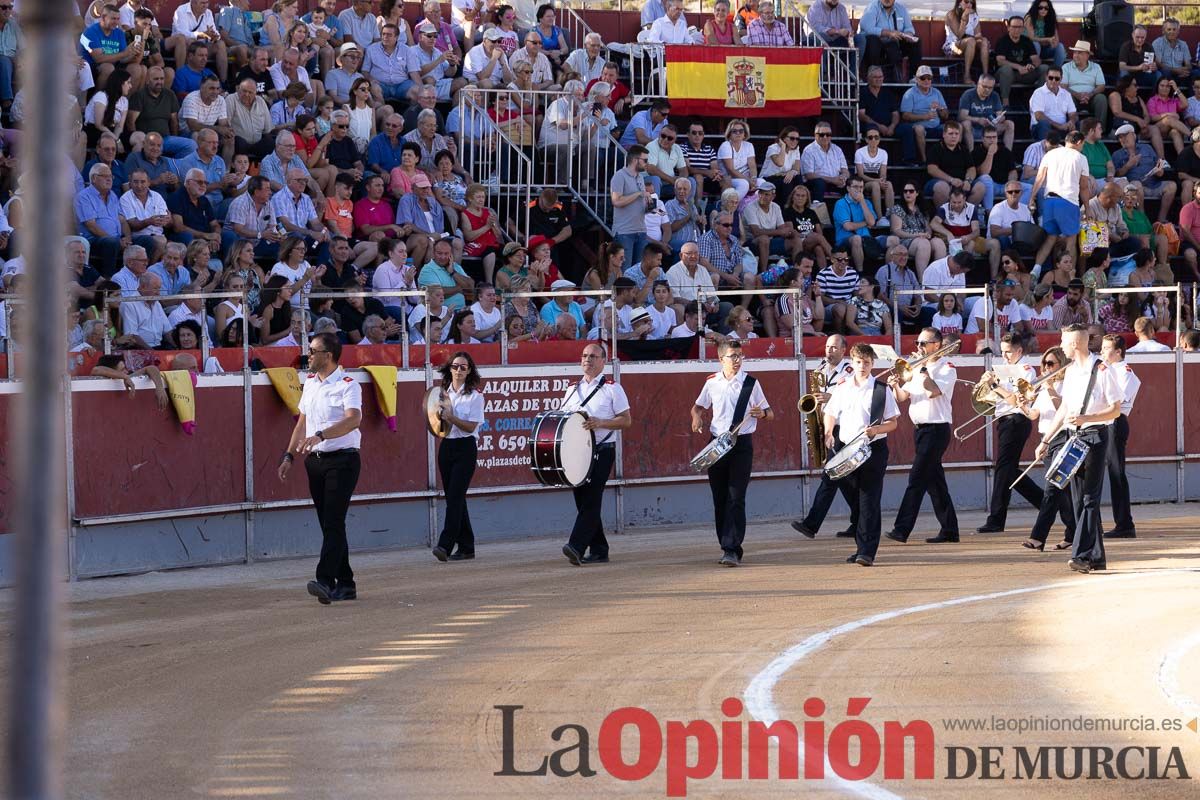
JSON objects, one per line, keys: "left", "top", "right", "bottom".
{"left": 1095, "top": 0, "right": 1134, "bottom": 61}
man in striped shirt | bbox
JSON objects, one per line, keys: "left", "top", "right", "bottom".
{"left": 816, "top": 246, "right": 860, "bottom": 333}
{"left": 680, "top": 120, "right": 723, "bottom": 205}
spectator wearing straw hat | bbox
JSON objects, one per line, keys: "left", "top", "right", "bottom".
{"left": 1061, "top": 40, "right": 1108, "bottom": 128}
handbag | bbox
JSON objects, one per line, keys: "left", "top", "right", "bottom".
{"left": 1078, "top": 220, "right": 1109, "bottom": 255}
{"left": 1153, "top": 221, "right": 1180, "bottom": 256}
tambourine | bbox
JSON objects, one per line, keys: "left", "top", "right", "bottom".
{"left": 422, "top": 386, "right": 449, "bottom": 438}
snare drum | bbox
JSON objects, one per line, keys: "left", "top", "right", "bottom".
{"left": 690, "top": 431, "right": 736, "bottom": 472}
{"left": 1045, "top": 434, "right": 1090, "bottom": 490}
{"left": 824, "top": 436, "right": 872, "bottom": 480}
{"left": 529, "top": 410, "right": 596, "bottom": 487}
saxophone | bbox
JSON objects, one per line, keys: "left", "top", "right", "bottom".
{"left": 797, "top": 361, "right": 829, "bottom": 465}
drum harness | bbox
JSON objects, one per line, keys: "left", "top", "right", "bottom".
{"left": 574, "top": 376, "right": 612, "bottom": 450}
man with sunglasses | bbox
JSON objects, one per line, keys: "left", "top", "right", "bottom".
{"left": 560, "top": 343, "right": 632, "bottom": 566}
{"left": 620, "top": 98, "right": 671, "bottom": 148}
{"left": 988, "top": 180, "right": 1033, "bottom": 250}
{"left": 279, "top": 332, "right": 363, "bottom": 604}
{"left": 886, "top": 327, "right": 960, "bottom": 544}
{"left": 644, "top": 124, "right": 689, "bottom": 200}
{"left": 900, "top": 65, "right": 947, "bottom": 164}
{"left": 801, "top": 122, "right": 849, "bottom": 202}
{"left": 1028, "top": 67, "right": 1076, "bottom": 141}
{"left": 692, "top": 339, "right": 773, "bottom": 567}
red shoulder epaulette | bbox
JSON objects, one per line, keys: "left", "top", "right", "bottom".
{"left": 307, "top": 372, "right": 316, "bottom": 378}
{"left": 343, "top": 376, "right": 354, "bottom": 382}
{"left": 708, "top": 372, "right": 719, "bottom": 379}
{"left": 945, "top": 361, "right": 956, "bottom": 368}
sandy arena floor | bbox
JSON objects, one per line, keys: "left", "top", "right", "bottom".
{"left": 3, "top": 504, "right": 1200, "bottom": 800}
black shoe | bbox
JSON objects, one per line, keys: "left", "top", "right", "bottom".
{"left": 330, "top": 585, "right": 357, "bottom": 601}
{"left": 791, "top": 520, "right": 816, "bottom": 539}
{"left": 432, "top": 546, "right": 449, "bottom": 562}
{"left": 306, "top": 580, "right": 333, "bottom": 605}
{"left": 885, "top": 530, "right": 908, "bottom": 544}
{"left": 1105, "top": 529, "right": 1136, "bottom": 539}
{"left": 976, "top": 524, "right": 1004, "bottom": 533}
{"left": 1068, "top": 558, "right": 1093, "bottom": 574}
{"left": 1090, "top": 562, "right": 1107, "bottom": 571}
{"left": 836, "top": 527, "right": 857, "bottom": 538}
{"left": 562, "top": 543, "right": 582, "bottom": 566}
{"left": 449, "top": 552, "right": 475, "bottom": 561}
{"left": 718, "top": 553, "right": 740, "bottom": 567}
{"left": 855, "top": 555, "right": 874, "bottom": 567}
{"left": 925, "top": 533, "right": 960, "bottom": 543}
{"left": 846, "top": 553, "right": 860, "bottom": 563}
{"left": 581, "top": 553, "right": 609, "bottom": 564}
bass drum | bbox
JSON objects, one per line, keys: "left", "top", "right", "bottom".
{"left": 529, "top": 410, "right": 596, "bottom": 488}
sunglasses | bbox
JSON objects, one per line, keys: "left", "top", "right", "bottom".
{"left": 816, "top": 131, "right": 832, "bottom": 137}
{"left": 785, "top": 135, "right": 800, "bottom": 141}
{"left": 866, "top": 134, "right": 880, "bottom": 140}
{"left": 917, "top": 340, "right": 938, "bottom": 345}
{"left": 731, "top": 128, "right": 746, "bottom": 134}
{"left": 903, "top": 188, "right": 917, "bottom": 193}
{"left": 832, "top": 255, "right": 849, "bottom": 261}
{"left": 1006, "top": 189, "right": 1021, "bottom": 195}
{"left": 423, "top": 32, "right": 438, "bottom": 38}
{"left": 1046, "top": 76, "right": 1061, "bottom": 81}
{"left": 918, "top": 75, "right": 932, "bottom": 81}
{"left": 660, "top": 134, "right": 675, "bottom": 140}
{"left": 334, "top": 124, "right": 349, "bottom": 129}
{"left": 450, "top": 363, "right": 470, "bottom": 371}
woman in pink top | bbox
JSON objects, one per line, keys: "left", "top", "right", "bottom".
{"left": 1147, "top": 77, "right": 1191, "bottom": 156}
{"left": 703, "top": 0, "right": 742, "bottom": 45}
{"left": 353, "top": 175, "right": 404, "bottom": 241}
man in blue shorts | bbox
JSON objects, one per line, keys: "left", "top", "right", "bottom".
{"left": 1028, "top": 130, "right": 1089, "bottom": 278}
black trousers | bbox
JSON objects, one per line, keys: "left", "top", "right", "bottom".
{"left": 437, "top": 437, "right": 477, "bottom": 555}
{"left": 304, "top": 449, "right": 361, "bottom": 590}
{"left": 864, "top": 34, "right": 922, "bottom": 77}
{"left": 849, "top": 439, "right": 889, "bottom": 559}
{"left": 892, "top": 422, "right": 958, "bottom": 537}
{"left": 803, "top": 426, "right": 859, "bottom": 533}
{"left": 1106, "top": 414, "right": 1134, "bottom": 532}
{"left": 986, "top": 414, "right": 1043, "bottom": 529}
{"left": 707, "top": 434, "right": 753, "bottom": 559}
{"left": 567, "top": 444, "right": 616, "bottom": 557}
{"left": 1071, "top": 427, "right": 1111, "bottom": 565}
{"left": 1029, "top": 479, "right": 1076, "bottom": 544}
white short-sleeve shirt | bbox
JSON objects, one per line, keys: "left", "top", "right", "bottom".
{"left": 823, "top": 374, "right": 900, "bottom": 441}
{"left": 902, "top": 358, "right": 956, "bottom": 425}
{"left": 1059, "top": 355, "right": 1120, "bottom": 430}
{"left": 298, "top": 366, "right": 363, "bottom": 450}
{"left": 694, "top": 369, "right": 769, "bottom": 436}
{"left": 444, "top": 384, "right": 485, "bottom": 440}
{"left": 559, "top": 373, "right": 630, "bottom": 446}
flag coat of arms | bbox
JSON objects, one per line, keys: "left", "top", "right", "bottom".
{"left": 664, "top": 45, "right": 822, "bottom": 117}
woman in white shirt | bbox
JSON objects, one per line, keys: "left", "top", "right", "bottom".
{"left": 760, "top": 126, "right": 802, "bottom": 197}
{"left": 408, "top": 284, "right": 451, "bottom": 342}
{"left": 431, "top": 350, "right": 486, "bottom": 561}
{"left": 944, "top": 0, "right": 986, "bottom": 77}
{"left": 724, "top": 304, "right": 758, "bottom": 340}
{"left": 269, "top": 237, "right": 320, "bottom": 307}
{"left": 214, "top": 272, "right": 247, "bottom": 343}
{"left": 84, "top": 69, "right": 133, "bottom": 149}
{"left": 717, "top": 119, "right": 756, "bottom": 199}
{"left": 468, "top": 282, "right": 503, "bottom": 342}
{"left": 854, "top": 127, "right": 893, "bottom": 217}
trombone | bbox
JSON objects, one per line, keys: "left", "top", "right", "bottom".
{"left": 880, "top": 340, "right": 960, "bottom": 383}
{"left": 953, "top": 362, "right": 1069, "bottom": 442}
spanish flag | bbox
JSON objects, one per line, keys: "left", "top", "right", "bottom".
{"left": 664, "top": 46, "right": 822, "bottom": 118}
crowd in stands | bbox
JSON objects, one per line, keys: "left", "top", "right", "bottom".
{"left": 0, "top": 0, "right": 1196, "bottom": 371}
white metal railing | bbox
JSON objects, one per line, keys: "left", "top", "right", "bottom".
{"left": 455, "top": 92, "right": 535, "bottom": 244}
{"left": 1092, "top": 284, "right": 1186, "bottom": 345}
{"left": 104, "top": 291, "right": 251, "bottom": 369}
{"left": 559, "top": 4, "right": 597, "bottom": 53}
{"left": 627, "top": 42, "right": 666, "bottom": 106}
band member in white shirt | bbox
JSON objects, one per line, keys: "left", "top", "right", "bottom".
{"left": 561, "top": 342, "right": 632, "bottom": 565}
{"left": 886, "top": 328, "right": 960, "bottom": 544}
{"left": 1019, "top": 346, "right": 1076, "bottom": 550}
{"left": 692, "top": 340, "right": 773, "bottom": 567}
{"left": 978, "top": 332, "right": 1042, "bottom": 533}
{"left": 432, "top": 351, "right": 486, "bottom": 563}
{"left": 1035, "top": 324, "right": 1122, "bottom": 573}
{"left": 279, "top": 332, "right": 363, "bottom": 604}
{"left": 822, "top": 343, "right": 900, "bottom": 566}
{"left": 792, "top": 335, "right": 859, "bottom": 539}
{"left": 1101, "top": 334, "right": 1140, "bottom": 538}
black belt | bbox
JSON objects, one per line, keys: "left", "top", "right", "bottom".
{"left": 1047, "top": 192, "right": 1062, "bottom": 199}
{"left": 596, "top": 441, "right": 616, "bottom": 451}
{"left": 308, "top": 448, "right": 359, "bottom": 459}
{"left": 915, "top": 422, "right": 950, "bottom": 428}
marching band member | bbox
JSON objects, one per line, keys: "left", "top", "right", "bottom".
{"left": 821, "top": 343, "right": 900, "bottom": 566}
{"left": 1035, "top": 324, "right": 1122, "bottom": 573}
{"left": 791, "top": 334, "right": 859, "bottom": 539}
{"left": 432, "top": 351, "right": 486, "bottom": 563}
{"left": 1101, "top": 333, "right": 1140, "bottom": 539}
{"left": 691, "top": 339, "right": 773, "bottom": 567}
{"left": 886, "top": 328, "right": 960, "bottom": 544}
{"left": 977, "top": 332, "right": 1042, "bottom": 533}
{"left": 561, "top": 342, "right": 632, "bottom": 566}
{"left": 1020, "top": 346, "right": 1076, "bottom": 551}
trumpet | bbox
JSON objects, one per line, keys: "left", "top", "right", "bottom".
{"left": 882, "top": 340, "right": 960, "bottom": 384}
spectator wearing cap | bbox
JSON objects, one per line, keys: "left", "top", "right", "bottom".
{"left": 743, "top": 178, "right": 803, "bottom": 273}
{"left": 1112, "top": 124, "right": 1176, "bottom": 223}
{"left": 566, "top": 33, "right": 607, "bottom": 84}
{"left": 418, "top": 236, "right": 473, "bottom": 310}
{"left": 408, "top": 22, "right": 467, "bottom": 101}
{"left": 527, "top": 235, "right": 561, "bottom": 287}
{"left": 900, "top": 66, "right": 948, "bottom": 165}
{"left": 325, "top": 42, "right": 372, "bottom": 106}
{"left": 495, "top": 241, "right": 531, "bottom": 293}
{"left": 1028, "top": 65, "right": 1076, "bottom": 141}
{"left": 993, "top": 15, "right": 1048, "bottom": 105}
{"left": 509, "top": 29, "right": 559, "bottom": 92}
{"left": 76, "top": 162, "right": 133, "bottom": 277}
{"left": 857, "top": 0, "right": 921, "bottom": 81}
{"left": 464, "top": 27, "right": 515, "bottom": 89}
{"left": 396, "top": 172, "right": 450, "bottom": 267}
{"left": 1061, "top": 40, "right": 1108, "bottom": 127}
{"left": 540, "top": 279, "right": 587, "bottom": 331}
